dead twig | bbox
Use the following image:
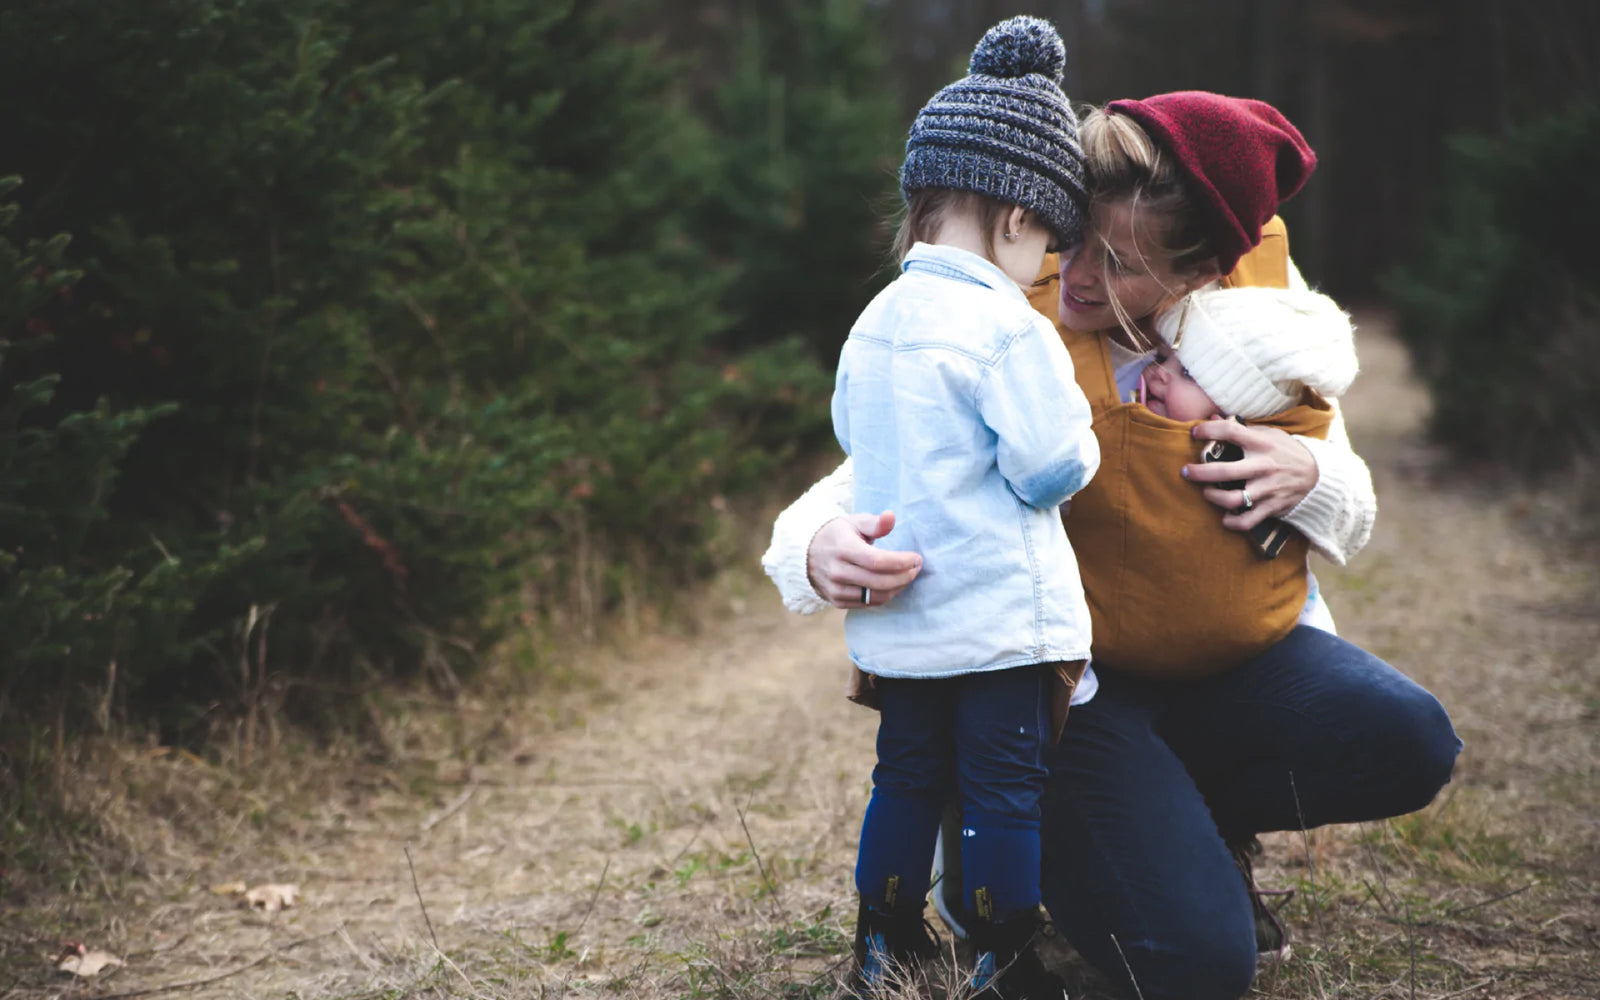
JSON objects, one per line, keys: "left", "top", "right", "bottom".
{"left": 525, "top": 777, "right": 659, "bottom": 787}
{"left": 1433, "top": 976, "right": 1495, "bottom": 999}
{"left": 1444, "top": 883, "right": 1535, "bottom": 917}
{"left": 337, "top": 922, "right": 382, "bottom": 974}
{"left": 404, "top": 844, "right": 475, "bottom": 993}
{"left": 404, "top": 844, "right": 440, "bottom": 952}
{"left": 1290, "top": 770, "right": 1328, "bottom": 937}
{"left": 92, "top": 954, "right": 272, "bottom": 1000}
{"left": 736, "top": 792, "right": 785, "bottom": 921}
{"left": 573, "top": 858, "right": 611, "bottom": 940}
{"left": 1373, "top": 824, "right": 1402, "bottom": 893}
{"left": 667, "top": 828, "right": 703, "bottom": 868}
{"left": 1361, "top": 877, "right": 1395, "bottom": 917}
{"left": 89, "top": 931, "right": 332, "bottom": 1000}
{"left": 420, "top": 782, "right": 477, "bottom": 833}
{"left": 121, "top": 933, "right": 192, "bottom": 961}
{"left": 1405, "top": 898, "right": 1418, "bottom": 1000}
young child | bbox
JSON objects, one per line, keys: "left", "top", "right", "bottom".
{"left": 1069, "top": 283, "right": 1359, "bottom": 676}
{"left": 830, "top": 16, "right": 1098, "bottom": 999}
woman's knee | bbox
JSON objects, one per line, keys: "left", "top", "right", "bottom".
{"left": 1383, "top": 686, "right": 1462, "bottom": 812}
{"left": 1312, "top": 635, "right": 1464, "bottom": 814}
{"left": 1042, "top": 848, "right": 1259, "bottom": 1000}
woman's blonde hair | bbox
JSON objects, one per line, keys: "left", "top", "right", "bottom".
{"left": 1079, "top": 108, "right": 1219, "bottom": 343}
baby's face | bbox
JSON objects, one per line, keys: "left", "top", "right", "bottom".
{"left": 1142, "top": 350, "right": 1219, "bottom": 421}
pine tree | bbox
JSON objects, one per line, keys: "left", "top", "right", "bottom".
{"left": 0, "top": 0, "right": 839, "bottom": 732}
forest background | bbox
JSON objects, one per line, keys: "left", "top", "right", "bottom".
{"left": 2, "top": 0, "right": 1597, "bottom": 889}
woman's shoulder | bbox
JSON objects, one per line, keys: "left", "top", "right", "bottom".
{"left": 1222, "top": 215, "right": 1292, "bottom": 290}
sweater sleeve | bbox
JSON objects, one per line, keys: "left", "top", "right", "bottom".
{"left": 1286, "top": 256, "right": 1309, "bottom": 293}
{"left": 1275, "top": 257, "right": 1378, "bottom": 565}
{"left": 761, "top": 457, "right": 855, "bottom": 614}
{"left": 1282, "top": 399, "right": 1376, "bottom": 565}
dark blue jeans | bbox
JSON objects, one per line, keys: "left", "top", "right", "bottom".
{"left": 1039, "top": 626, "right": 1461, "bottom": 1000}
{"left": 858, "top": 664, "right": 1052, "bottom": 920}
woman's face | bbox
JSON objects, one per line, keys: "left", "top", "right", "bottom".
{"left": 1057, "top": 199, "right": 1201, "bottom": 334}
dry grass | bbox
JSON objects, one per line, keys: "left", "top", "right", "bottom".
{"left": 2, "top": 319, "right": 1597, "bottom": 1000}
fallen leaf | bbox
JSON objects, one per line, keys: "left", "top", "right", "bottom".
{"left": 244, "top": 882, "right": 300, "bottom": 911}
{"left": 57, "top": 950, "right": 123, "bottom": 977}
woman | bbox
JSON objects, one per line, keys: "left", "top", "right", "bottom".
{"left": 763, "top": 92, "right": 1461, "bottom": 1000}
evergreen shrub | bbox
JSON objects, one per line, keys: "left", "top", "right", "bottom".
{"left": 695, "top": 0, "right": 904, "bottom": 363}
{"left": 0, "top": 0, "right": 885, "bottom": 736}
{"left": 0, "top": 180, "right": 236, "bottom": 726}
{"left": 1386, "top": 102, "right": 1600, "bottom": 472}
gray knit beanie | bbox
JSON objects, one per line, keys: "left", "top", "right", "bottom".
{"left": 900, "top": 16, "right": 1088, "bottom": 245}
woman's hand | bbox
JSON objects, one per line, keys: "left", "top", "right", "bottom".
{"left": 1183, "top": 419, "right": 1319, "bottom": 532}
{"left": 807, "top": 511, "right": 923, "bottom": 609}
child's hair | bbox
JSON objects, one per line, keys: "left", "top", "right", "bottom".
{"left": 892, "top": 188, "right": 1015, "bottom": 265}
{"left": 1078, "top": 107, "right": 1219, "bottom": 341}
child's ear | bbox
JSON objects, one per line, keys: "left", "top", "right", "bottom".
{"left": 1004, "top": 205, "right": 1030, "bottom": 240}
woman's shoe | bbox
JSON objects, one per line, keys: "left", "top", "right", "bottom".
{"left": 1228, "top": 836, "right": 1294, "bottom": 963}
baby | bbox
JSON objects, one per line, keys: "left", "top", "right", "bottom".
{"left": 1139, "top": 287, "right": 1355, "bottom": 424}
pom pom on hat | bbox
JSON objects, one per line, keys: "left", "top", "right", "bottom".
{"left": 1106, "top": 92, "right": 1316, "bottom": 275}
{"left": 1155, "top": 286, "right": 1357, "bottom": 420}
{"left": 901, "top": 16, "right": 1087, "bottom": 245}
{"left": 969, "top": 15, "right": 1067, "bottom": 81}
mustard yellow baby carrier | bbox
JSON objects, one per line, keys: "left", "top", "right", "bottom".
{"left": 1025, "top": 217, "right": 1330, "bottom": 678}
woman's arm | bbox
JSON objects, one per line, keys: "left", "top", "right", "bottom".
{"left": 760, "top": 458, "right": 923, "bottom": 612}
{"left": 1280, "top": 402, "right": 1376, "bottom": 564}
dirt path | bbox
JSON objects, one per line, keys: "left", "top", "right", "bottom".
{"left": 7, "top": 322, "right": 1598, "bottom": 999}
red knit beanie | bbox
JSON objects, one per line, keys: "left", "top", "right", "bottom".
{"left": 1105, "top": 91, "right": 1316, "bottom": 274}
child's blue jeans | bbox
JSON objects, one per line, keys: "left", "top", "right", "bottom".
{"left": 855, "top": 663, "right": 1052, "bottom": 921}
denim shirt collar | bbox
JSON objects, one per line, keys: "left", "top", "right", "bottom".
{"left": 902, "top": 242, "right": 1028, "bottom": 305}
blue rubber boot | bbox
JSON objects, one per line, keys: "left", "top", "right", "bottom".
{"left": 847, "top": 897, "right": 941, "bottom": 998}
{"left": 968, "top": 911, "right": 1066, "bottom": 1000}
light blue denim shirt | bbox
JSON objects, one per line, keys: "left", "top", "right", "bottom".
{"left": 833, "top": 242, "right": 1100, "bottom": 678}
